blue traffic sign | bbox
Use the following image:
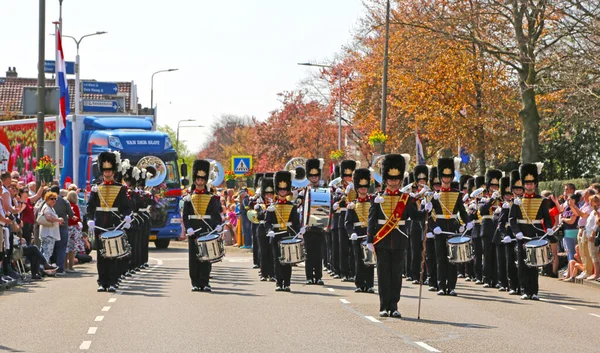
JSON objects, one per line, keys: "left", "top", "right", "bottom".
{"left": 44, "top": 60, "right": 75, "bottom": 75}
{"left": 231, "top": 155, "right": 252, "bottom": 175}
{"left": 82, "top": 81, "right": 119, "bottom": 95}
{"left": 82, "top": 99, "right": 119, "bottom": 113}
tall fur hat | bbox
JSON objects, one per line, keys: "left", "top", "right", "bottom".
{"left": 98, "top": 152, "right": 117, "bottom": 172}
{"left": 466, "top": 177, "right": 476, "bottom": 195}
{"left": 306, "top": 158, "right": 323, "bottom": 178}
{"left": 274, "top": 171, "right": 292, "bottom": 192}
{"left": 510, "top": 169, "right": 523, "bottom": 190}
{"left": 413, "top": 165, "right": 429, "bottom": 182}
{"left": 474, "top": 175, "right": 485, "bottom": 189}
{"left": 520, "top": 163, "right": 542, "bottom": 184}
{"left": 382, "top": 154, "right": 410, "bottom": 180}
{"left": 340, "top": 160, "right": 357, "bottom": 178}
{"left": 193, "top": 160, "right": 211, "bottom": 180}
{"left": 254, "top": 173, "right": 264, "bottom": 188}
{"left": 261, "top": 177, "right": 275, "bottom": 194}
{"left": 353, "top": 168, "right": 371, "bottom": 189}
{"left": 429, "top": 167, "right": 440, "bottom": 186}
{"left": 500, "top": 176, "right": 511, "bottom": 195}
{"left": 459, "top": 174, "right": 472, "bottom": 191}
{"left": 485, "top": 169, "right": 503, "bottom": 187}
{"left": 437, "top": 158, "right": 454, "bottom": 179}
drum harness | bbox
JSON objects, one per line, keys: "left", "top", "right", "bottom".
{"left": 506, "top": 197, "right": 560, "bottom": 243}
{"left": 187, "top": 195, "right": 228, "bottom": 236}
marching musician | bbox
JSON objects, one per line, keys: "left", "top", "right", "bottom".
{"left": 462, "top": 177, "right": 476, "bottom": 281}
{"left": 137, "top": 168, "right": 153, "bottom": 270}
{"left": 122, "top": 165, "right": 144, "bottom": 277}
{"left": 425, "top": 167, "right": 440, "bottom": 292}
{"left": 509, "top": 163, "right": 553, "bottom": 300}
{"left": 266, "top": 171, "right": 303, "bottom": 291}
{"left": 457, "top": 174, "right": 472, "bottom": 280}
{"left": 336, "top": 160, "right": 357, "bottom": 282}
{"left": 329, "top": 165, "right": 341, "bottom": 278}
{"left": 182, "top": 160, "right": 223, "bottom": 292}
{"left": 251, "top": 173, "right": 264, "bottom": 271}
{"left": 302, "top": 158, "right": 326, "bottom": 285}
{"left": 493, "top": 175, "right": 512, "bottom": 292}
{"left": 479, "top": 169, "right": 503, "bottom": 288}
{"left": 430, "top": 157, "right": 471, "bottom": 297}
{"left": 501, "top": 170, "right": 523, "bottom": 295}
{"left": 367, "top": 154, "right": 430, "bottom": 318}
{"left": 408, "top": 165, "right": 429, "bottom": 285}
{"left": 255, "top": 177, "right": 275, "bottom": 281}
{"left": 87, "top": 152, "right": 132, "bottom": 293}
{"left": 470, "top": 175, "right": 485, "bottom": 285}
{"left": 345, "top": 168, "right": 374, "bottom": 293}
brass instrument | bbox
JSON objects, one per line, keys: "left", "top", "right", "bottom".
{"left": 136, "top": 156, "right": 167, "bottom": 187}
{"left": 247, "top": 204, "right": 266, "bottom": 224}
{"left": 371, "top": 154, "right": 386, "bottom": 184}
{"left": 284, "top": 157, "right": 310, "bottom": 188}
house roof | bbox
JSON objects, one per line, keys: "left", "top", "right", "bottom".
{"left": 0, "top": 76, "right": 133, "bottom": 115}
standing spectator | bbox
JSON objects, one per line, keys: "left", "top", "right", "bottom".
{"left": 585, "top": 194, "right": 600, "bottom": 280}
{"left": 570, "top": 189, "right": 595, "bottom": 279}
{"left": 66, "top": 191, "right": 84, "bottom": 273}
{"left": 49, "top": 185, "right": 74, "bottom": 275}
{"left": 39, "top": 192, "right": 63, "bottom": 264}
{"left": 561, "top": 192, "right": 580, "bottom": 265}
{"left": 19, "top": 183, "right": 46, "bottom": 245}
{"left": 27, "top": 182, "right": 37, "bottom": 197}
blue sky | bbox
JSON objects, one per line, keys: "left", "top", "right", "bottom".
{"left": 1, "top": 0, "right": 365, "bottom": 152}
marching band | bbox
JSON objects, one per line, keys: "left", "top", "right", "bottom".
{"left": 85, "top": 150, "right": 559, "bottom": 317}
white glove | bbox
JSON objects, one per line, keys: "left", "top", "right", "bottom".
{"left": 513, "top": 198, "right": 522, "bottom": 206}
{"left": 492, "top": 191, "right": 500, "bottom": 199}
{"left": 77, "top": 222, "right": 83, "bottom": 230}
{"left": 298, "top": 190, "right": 305, "bottom": 197}
{"left": 267, "top": 205, "right": 276, "bottom": 212}
{"left": 347, "top": 202, "right": 355, "bottom": 210}
{"left": 470, "top": 188, "right": 485, "bottom": 198}
{"left": 123, "top": 222, "right": 131, "bottom": 230}
{"left": 254, "top": 204, "right": 261, "bottom": 210}
{"left": 502, "top": 202, "right": 510, "bottom": 209}
{"left": 215, "top": 224, "right": 223, "bottom": 233}
{"left": 502, "top": 236, "right": 512, "bottom": 244}
{"left": 462, "top": 193, "right": 469, "bottom": 202}
{"left": 374, "top": 195, "right": 384, "bottom": 204}
{"left": 91, "top": 185, "right": 98, "bottom": 193}
{"left": 350, "top": 233, "right": 358, "bottom": 241}
{"left": 515, "top": 232, "right": 524, "bottom": 240}
{"left": 433, "top": 193, "right": 441, "bottom": 200}
{"left": 298, "top": 226, "right": 306, "bottom": 235}
{"left": 366, "top": 243, "right": 375, "bottom": 252}
{"left": 459, "top": 226, "right": 465, "bottom": 233}
{"left": 433, "top": 227, "right": 442, "bottom": 235}
{"left": 345, "top": 183, "right": 354, "bottom": 194}
{"left": 87, "top": 220, "right": 95, "bottom": 230}
{"left": 468, "top": 203, "right": 477, "bottom": 212}
{"left": 187, "top": 228, "right": 194, "bottom": 236}
{"left": 466, "top": 221, "right": 474, "bottom": 231}
{"left": 267, "top": 231, "right": 275, "bottom": 238}
{"left": 292, "top": 190, "right": 299, "bottom": 199}
{"left": 332, "top": 203, "right": 339, "bottom": 211}
{"left": 480, "top": 197, "right": 490, "bottom": 204}
{"left": 426, "top": 232, "right": 434, "bottom": 239}
{"left": 124, "top": 215, "right": 132, "bottom": 224}
{"left": 424, "top": 202, "right": 433, "bottom": 212}
{"left": 546, "top": 228, "right": 555, "bottom": 236}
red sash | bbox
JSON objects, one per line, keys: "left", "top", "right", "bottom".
{"left": 373, "top": 194, "right": 410, "bottom": 246}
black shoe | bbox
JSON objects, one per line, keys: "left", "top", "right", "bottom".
{"left": 333, "top": 274, "right": 341, "bottom": 279}
{"left": 406, "top": 276, "right": 413, "bottom": 281}
{"left": 315, "top": 279, "right": 324, "bottom": 285}
{"left": 412, "top": 279, "right": 420, "bottom": 285}
{"left": 192, "top": 286, "right": 200, "bottom": 292}
{"left": 391, "top": 310, "right": 402, "bottom": 318}
{"left": 448, "top": 290, "right": 457, "bottom": 296}
{"left": 379, "top": 311, "right": 389, "bottom": 317}
{"left": 366, "top": 287, "right": 375, "bottom": 294}
{"left": 355, "top": 287, "right": 363, "bottom": 293}
{"left": 499, "top": 287, "right": 507, "bottom": 292}
{"left": 437, "top": 290, "right": 446, "bottom": 296}
{"left": 31, "top": 275, "right": 43, "bottom": 280}
{"left": 202, "top": 285, "right": 212, "bottom": 292}
{"left": 428, "top": 286, "right": 437, "bottom": 292}
{"left": 260, "top": 277, "right": 267, "bottom": 281}
{"left": 275, "top": 286, "right": 283, "bottom": 291}
{"left": 97, "top": 286, "right": 106, "bottom": 292}
{"left": 107, "top": 286, "right": 117, "bottom": 293}
{"left": 269, "top": 277, "right": 276, "bottom": 282}
{"left": 306, "top": 279, "right": 314, "bottom": 285}
{"left": 253, "top": 264, "right": 260, "bottom": 269}
{"left": 125, "top": 271, "right": 133, "bottom": 277}
{"left": 283, "top": 286, "right": 291, "bottom": 292}
{"left": 508, "top": 289, "right": 519, "bottom": 295}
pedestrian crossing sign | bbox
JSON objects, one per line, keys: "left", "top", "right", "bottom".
{"left": 232, "top": 155, "right": 253, "bottom": 175}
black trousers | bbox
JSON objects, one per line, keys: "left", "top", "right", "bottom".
{"left": 325, "top": 229, "right": 333, "bottom": 270}
{"left": 188, "top": 238, "right": 211, "bottom": 287}
{"left": 23, "top": 245, "right": 47, "bottom": 276}
{"left": 517, "top": 239, "right": 538, "bottom": 296}
{"left": 376, "top": 248, "right": 404, "bottom": 312}
{"left": 331, "top": 227, "right": 340, "bottom": 275}
{"left": 22, "top": 222, "right": 33, "bottom": 245}
{"left": 338, "top": 223, "right": 352, "bottom": 277}
{"left": 482, "top": 232, "right": 497, "bottom": 285}
{"left": 252, "top": 223, "right": 260, "bottom": 267}
{"left": 141, "top": 215, "right": 150, "bottom": 265}
{"left": 352, "top": 240, "right": 374, "bottom": 288}
{"left": 127, "top": 227, "right": 140, "bottom": 271}
{"left": 425, "top": 238, "right": 437, "bottom": 288}
{"left": 95, "top": 232, "right": 119, "bottom": 287}
{"left": 271, "top": 236, "right": 292, "bottom": 287}
{"left": 472, "top": 236, "right": 483, "bottom": 281}
{"left": 505, "top": 242, "right": 519, "bottom": 291}
{"left": 435, "top": 234, "right": 457, "bottom": 292}
{"left": 495, "top": 243, "right": 508, "bottom": 288}
{"left": 258, "top": 235, "right": 274, "bottom": 278}
{"left": 304, "top": 229, "right": 323, "bottom": 281}
{"left": 409, "top": 223, "right": 423, "bottom": 280}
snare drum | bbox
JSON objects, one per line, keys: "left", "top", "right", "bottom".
{"left": 524, "top": 239, "right": 552, "bottom": 267}
{"left": 447, "top": 236, "right": 473, "bottom": 264}
{"left": 279, "top": 238, "right": 305, "bottom": 265}
{"left": 361, "top": 240, "right": 377, "bottom": 266}
{"left": 100, "top": 230, "right": 130, "bottom": 259}
{"left": 196, "top": 233, "right": 225, "bottom": 263}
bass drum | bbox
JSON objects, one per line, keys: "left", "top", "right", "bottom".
{"left": 303, "top": 187, "right": 331, "bottom": 231}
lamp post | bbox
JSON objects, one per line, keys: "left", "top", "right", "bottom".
{"left": 176, "top": 119, "right": 196, "bottom": 155}
{"left": 298, "top": 62, "right": 343, "bottom": 150}
{"left": 36, "top": 0, "right": 46, "bottom": 188}
{"left": 150, "top": 68, "right": 178, "bottom": 109}
{"left": 379, "top": 0, "right": 391, "bottom": 155}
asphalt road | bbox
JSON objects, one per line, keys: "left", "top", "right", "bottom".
{"left": 2, "top": 243, "right": 599, "bottom": 353}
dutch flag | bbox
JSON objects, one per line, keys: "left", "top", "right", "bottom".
{"left": 56, "top": 29, "right": 70, "bottom": 145}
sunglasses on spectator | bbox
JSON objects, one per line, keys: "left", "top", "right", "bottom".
{"left": 49, "top": 197, "right": 57, "bottom": 200}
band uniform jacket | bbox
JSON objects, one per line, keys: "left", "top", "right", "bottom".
{"left": 479, "top": 196, "right": 501, "bottom": 240}
{"left": 345, "top": 196, "right": 371, "bottom": 239}
{"left": 430, "top": 188, "right": 469, "bottom": 233}
{"left": 367, "top": 191, "right": 424, "bottom": 250}
{"left": 492, "top": 201, "right": 508, "bottom": 244}
{"left": 265, "top": 200, "right": 300, "bottom": 239}
{"left": 182, "top": 189, "right": 222, "bottom": 239}
{"left": 509, "top": 194, "right": 553, "bottom": 239}
{"left": 87, "top": 182, "right": 131, "bottom": 230}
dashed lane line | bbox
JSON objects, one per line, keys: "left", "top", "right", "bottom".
{"left": 365, "top": 316, "right": 381, "bottom": 323}
{"left": 415, "top": 342, "right": 441, "bottom": 352}
{"left": 79, "top": 341, "right": 91, "bottom": 350}
{"left": 590, "top": 313, "right": 600, "bottom": 318}
{"left": 94, "top": 316, "right": 104, "bottom": 322}
{"left": 108, "top": 298, "right": 117, "bottom": 303}
{"left": 340, "top": 299, "right": 350, "bottom": 304}
{"left": 101, "top": 306, "right": 111, "bottom": 312}
{"left": 87, "top": 327, "right": 97, "bottom": 335}
{"left": 560, "top": 305, "right": 577, "bottom": 311}
{"left": 327, "top": 288, "right": 335, "bottom": 292}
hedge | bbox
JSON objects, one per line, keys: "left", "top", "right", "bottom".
{"left": 538, "top": 177, "right": 600, "bottom": 196}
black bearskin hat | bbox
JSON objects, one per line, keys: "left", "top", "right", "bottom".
{"left": 413, "top": 165, "right": 429, "bottom": 182}
{"left": 332, "top": 165, "right": 340, "bottom": 179}
{"left": 500, "top": 176, "right": 511, "bottom": 195}
{"left": 353, "top": 168, "right": 371, "bottom": 189}
{"left": 437, "top": 158, "right": 454, "bottom": 179}
{"left": 193, "top": 160, "right": 211, "bottom": 180}
{"left": 264, "top": 172, "right": 275, "bottom": 179}
{"left": 382, "top": 154, "right": 410, "bottom": 180}
{"left": 459, "top": 174, "right": 472, "bottom": 191}
{"left": 429, "top": 167, "right": 440, "bottom": 186}
{"left": 340, "top": 160, "right": 357, "bottom": 178}
{"left": 450, "top": 181, "right": 459, "bottom": 190}
{"left": 98, "top": 152, "right": 117, "bottom": 172}
{"left": 122, "top": 166, "right": 136, "bottom": 187}
{"left": 485, "top": 169, "right": 503, "bottom": 188}
{"left": 466, "top": 178, "right": 476, "bottom": 195}
{"left": 510, "top": 169, "right": 522, "bottom": 190}
{"left": 274, "top": 171, "right": 292, "bottom": 192}
{"left": 254, "top": 173, "right": 264, "bottom": 188}
{"left": 520, "top": 163, "right": 542, "bottom": 185}
{"left": 474, "top": 175, "right": 485, "bottom": 189}
{"left": 261, "top": 177, "right": 275, "bottom": 194}
{"left": 306, "top": 159, "right": 322, "bottom": 178}
{"left": 294, "top": 166, "right": 306, "bottom": 180}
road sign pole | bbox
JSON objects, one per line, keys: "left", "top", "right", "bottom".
{"left": 54, "top": 22, "right": 61, "bottom": 180}
{"left": 73, "top": 51, "right": 80, "bottom": 186}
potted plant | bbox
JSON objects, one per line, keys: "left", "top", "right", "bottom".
{"left": 368, "top": 130, "right": 388, "bottom": 151}
{"left": 225, "top": 170, "right": 236, "bottom": 188}
{"left": 35, "top": 155, "right": 55, "bottom": 183}
{"left": 329, "top": 149, "right": 344, "bottom": 161}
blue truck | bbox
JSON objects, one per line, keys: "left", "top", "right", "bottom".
{"left": 62, "top": 115, "right": 183, "bottom": 249}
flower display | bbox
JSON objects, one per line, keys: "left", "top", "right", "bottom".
{"left": 368, "top": 130, "right": 388, "bottom": 146}
{"left": 329, "top": 149, "right": 344, "bottom": 160}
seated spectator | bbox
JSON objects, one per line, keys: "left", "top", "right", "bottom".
{"left": 585, "top": 194, "right": 600, "bottom": 280}
{"left": 39, "top": 192, "right": 63, "bottom": 264}
{"left": 562, "top": 244, "right": 584, "bottom": 282}
{"left": 17, "top": 236, "right": 57, "bottom": 280}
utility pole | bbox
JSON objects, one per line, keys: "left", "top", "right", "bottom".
{"left": 379, "top": 0, "right": 390, "bottom": 155}
{"left": 36, "top": 0, "right": 46, "bottom": 187}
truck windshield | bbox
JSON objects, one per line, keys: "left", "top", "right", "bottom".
{"left": 163, "top": 159, "right": 180, "bottom": 189}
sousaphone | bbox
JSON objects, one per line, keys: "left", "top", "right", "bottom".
{"left": 284, "top": 157, "right": 310, "bottom": 188}
{"left": 137, "top": 156, "right": 167, "bottom": 187}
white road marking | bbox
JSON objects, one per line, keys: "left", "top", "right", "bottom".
{"left": 327, "top": 288, "right": 335, "bottom": 292}
{"left": 101, "top": 306, "right": 111, "bottom": 312}
{"left": 365, "top": 316, "right": 381, "bottom": 323}
{"left": 94, "top": 316, "right": 104, "bottom": 322}
{"left": 149, "top": 257, "right": 163, "bottom": 266}
{"left": 560, "top": 305, "right": 576, "bottom": 311}
{"left": 108, "top": 298, "right": 117, "bottom": 303}
{"left": 121, "top": 286, "right": 131, "bottom": 289}
{"left": 129, "top": 281, "right": 136, "bottom": 284}
{"left": 415, "top": 342, "right": 441, "bottom": 352}
{"left": 79, "top": 341, "right": 92, "bottom": 350}
{"left": 589, "top": 313, "right": 600, "bottom": 318}
{"left": 340, "top": 299, "right": 350, "bottom": 304}
{"left": 539, "top": 298, "right": 549, "bottom": 302}
{"left": 87, "top": 327, "right": 97, "bottom": 335}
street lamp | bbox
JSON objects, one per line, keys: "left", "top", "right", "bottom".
{"left": 150, "top": 68, "right": 178, "bottom": 109}
{"left": 176, "top": 119, "right": 199, "bottom": 155}
{"left": 298, "top": 62, "right": 343, "bottom": 150}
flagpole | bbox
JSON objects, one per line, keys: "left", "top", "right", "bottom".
{"left": 54, "top": 22, "right": 61, "bottom": 181}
